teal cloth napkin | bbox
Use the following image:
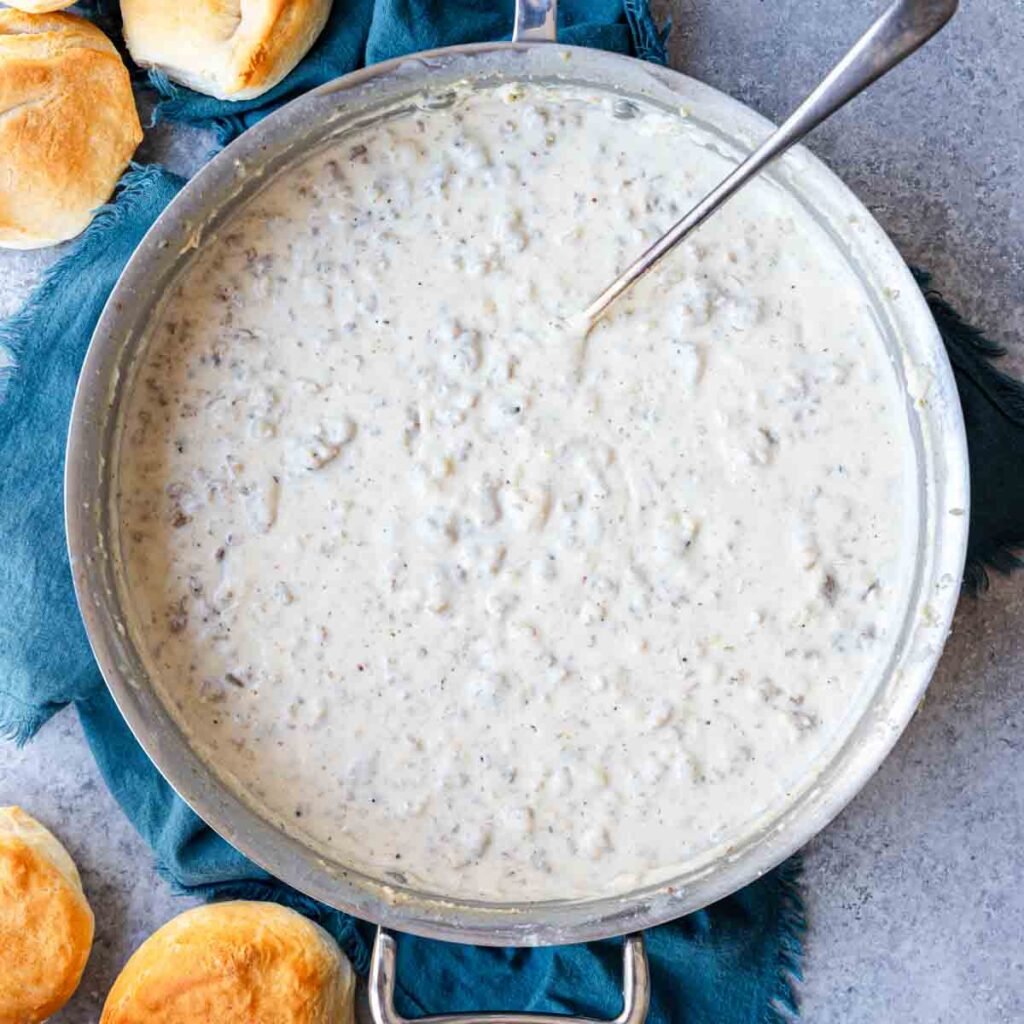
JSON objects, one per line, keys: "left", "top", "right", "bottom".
{"left": 2, "top": 2, "right": 1022, "bottom": 1020}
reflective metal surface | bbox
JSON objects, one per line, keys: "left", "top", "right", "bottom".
{"left": 512, "top": 0, "right": 557, "bottom": 43}
{"left": 369, "top": 928, "right": 650, "bottom": 1024}
{"left": 583, "top": 0, "right": 960, "bottom": 323}
{"left": 65, "top": 41, "right": 969, "bottom": 946}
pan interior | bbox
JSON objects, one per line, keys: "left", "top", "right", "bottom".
{"left": 71, "top": 43, "right": 968, "bottom": 945}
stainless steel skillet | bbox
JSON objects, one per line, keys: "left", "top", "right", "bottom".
{"left": 65, "top": 0, "right": 969, "bottom": 1015}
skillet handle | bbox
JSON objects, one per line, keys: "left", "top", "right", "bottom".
{"left": 513, "top": 0, "right": 557, "bottom": 42}
{"left": 368, "top": 927, "right": 650, "bottom": 1024}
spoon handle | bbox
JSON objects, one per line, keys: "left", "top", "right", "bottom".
{"left": 583, "top": 0, "right": 959, "bottom": 325}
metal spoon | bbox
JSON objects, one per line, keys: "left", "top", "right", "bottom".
{"left": 582, "top": 0, "right": 959, "bottom": 327}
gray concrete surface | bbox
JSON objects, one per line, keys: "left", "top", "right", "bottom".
{"left": 1, "top": 1, "right": 1022, "bottom": 1020}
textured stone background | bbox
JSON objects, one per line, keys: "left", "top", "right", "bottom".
{"left": 1, "top": 1, "right": 1022, "bottom": 1020}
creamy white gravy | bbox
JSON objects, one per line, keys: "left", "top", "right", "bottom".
{"left": 117, "top": 83, "right": 914, "bottom": 900}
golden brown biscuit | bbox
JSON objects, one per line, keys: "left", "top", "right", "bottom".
{"left": 0, "top": 806, "right": 95, "bottom": 1024}
{"left": 121, "top": 0, "right": 332, "bottom": 101}
{"left": 3, "top": 1, "right": 76, "bottom": 12}
{"left": 101, "top": 901, "right": 356, "bottom": 1024}
{"left": 0, "top": 9, "right": 142, "bottom": 249}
